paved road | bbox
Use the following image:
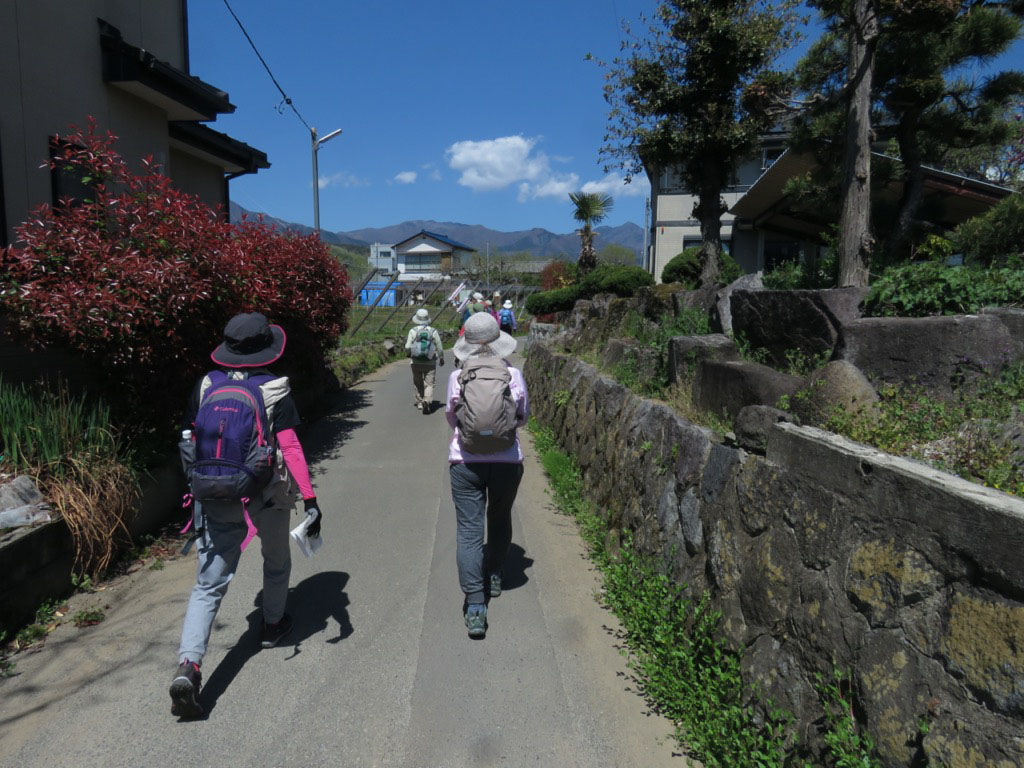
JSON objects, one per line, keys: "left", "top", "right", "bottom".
{"left": 0, "top": 357, "right": 685, "bottom": 768}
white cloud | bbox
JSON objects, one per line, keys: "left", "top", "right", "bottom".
{"left": 517, "top": 173, "right": 580, "bottom": 202}
{"left": 581, "top": 172, "right": 650, "bottom": 198}
{"left": 317, "top": 171, "right": 369, "bottom": 189}
{"left": 445, "top": 135, "right": 552, "bottom": 191}
{"left": 394, "top": 171, "right": 417, "bottom": 184}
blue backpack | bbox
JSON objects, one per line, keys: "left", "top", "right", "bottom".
{"left": 183, "top": 371, "right": 276, "bottom": 502}
{"left": 499, "top": 308, "right": 514, "bottom": 329}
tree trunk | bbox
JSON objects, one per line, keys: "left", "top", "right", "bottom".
{"left": 884, "top": 115, "right": 925, "bottom": 263}
{"left": 577, "top": 225, "right": 597, "bottom": 275}
{"left": 837, "top": 0, "right": 878, "bottom": 288}
{"left": 694, "top": 186, "right": 725, "bottom": 287}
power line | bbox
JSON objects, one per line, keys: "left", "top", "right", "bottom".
{"left": 221, "top": 0, "right": 311, "bottom": 132}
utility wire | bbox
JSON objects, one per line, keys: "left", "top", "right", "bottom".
{"left": 221, "top": 0, "right": 312, "bottom": 132}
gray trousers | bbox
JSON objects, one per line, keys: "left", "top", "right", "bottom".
{"left": 177, "top": 498, "right": 291, "bottom": 665}
{"left": 450, "top": 462, "right": 524, "bottom": 605}
{"left": 411, "top": 364, "right": 436, "bottom": 406}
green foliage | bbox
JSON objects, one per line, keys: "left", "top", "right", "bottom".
{"left": 0, "top": 379, "right": 130, "bottom": 477}
{"left": 952, "top": 194, "right": 1024, "bottom": 267}
{"left": 15, "top": 599, "right": 62, "bottom": 648}
{"left": 72, "top": 608, "right": 105, "bottom": 627}
{"left": 579, "top": 263, "right": 655, "bottom": 297}
{"left": 553, "top": 389, "right": 571, "bottom": 409}
{"left": 763, "top": 251, "right": 838, "bottom": 290}
{"left": 599, "top": 243, "right": 640, "bottom": 266}
{"left": 525, "top": 285, "right": 583, "bottom": 315}
{"left": 529, "top": 421, "right": 793, "bottom": 766}
{"left": 663, "top": 247, "right": 743, "bottom": 287}
{"left": 914, "top": 234, "right": 954, "bottom": 263}
{"left": 823, "top": 364, "right": 1024, "bottom": 496}
{"left": 818, "top": 670, "right": 882, "bottom": 768}
{"left": 71, "top": 572, "right": 95, "bottom": 593}
{"left": 329, "top": 245, "right": 372, "bottom": 282}
{"left": 864, "top": 261, "right": 1024, "bottom": 317}
{"left": 330, "top": 341, "right": 394, "bottom": 389}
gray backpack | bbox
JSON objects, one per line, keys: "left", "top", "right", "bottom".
{"left": 410, "top": 326, "right": 437, "bottom": 362}
{"left": 455, "top": 357, "right": 518, "bottom": 454}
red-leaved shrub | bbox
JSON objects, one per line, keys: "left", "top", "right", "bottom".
{"left": 0, "top": 120, "right": 352, "bottom": 428}
{"left": 539, "top": 260, "right": 576, "bottom": 291}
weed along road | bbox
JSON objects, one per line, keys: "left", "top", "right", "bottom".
{"left": 0, "top": 357, "right": 683, "bottom": 768}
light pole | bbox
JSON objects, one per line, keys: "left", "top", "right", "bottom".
{"left": 311, "top": 127, "right": 342, "bottom": 234}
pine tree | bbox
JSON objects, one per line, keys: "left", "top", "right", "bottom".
{"left": 600, "top": 0, "right": 796, "bottom": 285}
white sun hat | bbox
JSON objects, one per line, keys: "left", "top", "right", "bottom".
{"left": 453, "top": 312, "right": 517, "bottom": 361}
{"left": 413, "top": 308, "right": 431, "bottom": 325}
{"left": 502, "top": 300, "right": 513, "bottom": 309}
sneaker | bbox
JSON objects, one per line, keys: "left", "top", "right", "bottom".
{"left": 465, "top": 604, "right": 487, "bottom": 639}
{"left": 169, "top": 660, "right": 203, "bottom": 718}
{"left": 489, "top": 572, "right": 503, "bottom": 598}
{"left": 261, "top": 613, "right": 294, "bottom": 648}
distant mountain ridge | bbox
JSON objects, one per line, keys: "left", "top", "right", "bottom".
{"left": 229, "top": 202, "right": 644, "bottom": 261}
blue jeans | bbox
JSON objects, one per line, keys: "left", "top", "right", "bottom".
{"left": 450, "top": 462, "right": 524, "bottom": 605}
{"left": 177, "top": 497, "right": 291, "bottom": 665}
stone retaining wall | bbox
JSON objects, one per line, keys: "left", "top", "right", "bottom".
{"left": 525, "top": 342, "right": 1024, "bottom": 767}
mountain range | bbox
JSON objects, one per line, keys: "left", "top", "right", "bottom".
{"left": 229, "top": 202, "right": 645, "bottom": 261}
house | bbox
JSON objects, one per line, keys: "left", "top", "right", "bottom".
{"left": 643, "top": 130, "right": 788, "bottom": 281}
{"left": 644, "top": 130, "right": 1015, "bottom": 282}
{"left": 729, "top": 151, "right": 1015, "bottom": 268}
{"left": 0, "top": 0, "right": 268, "bottom": 246}
{"left": 390, "top": 230, "right": 477, "bottom": 281}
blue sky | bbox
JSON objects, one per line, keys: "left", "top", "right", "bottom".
{"left": 187, "top": 1, "right": 1023, "bottom": 236}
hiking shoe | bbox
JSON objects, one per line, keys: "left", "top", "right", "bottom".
{"left": 489, "top": 572, "right": 502, "bottom": 598}
{"left": 169, "top": 661, "right": 203, "bottom": 718}
{"left": 422, "top": 400, "right": 430, "bottom": 414}
{"left": 261, "top": 613, "right": 294, "bottom": 648}
{"left": 465, "top": 604, "right": 487, "bottom": 639}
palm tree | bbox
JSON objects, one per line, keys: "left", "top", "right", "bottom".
{"left": 569, "top": 191, "right": 614, "bottom": 275}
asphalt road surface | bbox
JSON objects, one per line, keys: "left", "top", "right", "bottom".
{"left": 0, "top": 356, "right": 686, "bottom": 768}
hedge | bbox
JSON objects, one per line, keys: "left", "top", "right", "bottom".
{"left": 864, "top": 261, "right": 1024, "bottom": 317}
{"left": 661, "top": 247, "right": 743, "bottom": 287}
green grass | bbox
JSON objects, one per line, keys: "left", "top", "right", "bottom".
{"left": 345, "top": 305, "right": 462, "bottom": 343}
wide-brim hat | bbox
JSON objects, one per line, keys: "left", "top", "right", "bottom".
{"left": 453, "top": 311, "right": 517, "bottom": 361}
{"left": 472, "top": 292, "right": 484, "bottom": 301}
{"left": 413, "top": 308, "right": 432, "bottom": 325}
{"left": 211, "top": 312, "right": 286, "bottom": 368}
{"left": 502, "top": 300, "right": 513, "bottom": 309}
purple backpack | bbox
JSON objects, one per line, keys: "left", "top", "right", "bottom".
{"left": 185, "top": 371, "right": 276, "bottom": 502}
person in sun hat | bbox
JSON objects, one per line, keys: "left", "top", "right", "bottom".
{"left": 498, "top": 299, "right": 517, "bottom": 334}
{"left": 404, "top": 307, "right": 445, "bottom": 413}
{"left": 169, "top": 312, "right": 322, "bottom": 719}
{"left": 445, "top": 312, "right": 529, "bottom": 639}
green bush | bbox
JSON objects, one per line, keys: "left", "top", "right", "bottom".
{"left": 578, "top": 263, "right": 654, "bottom": 297}
{"left": 864, "top": 261, "right": 1024, "bottom": 317}
{"left": 952, "top": 195, "right": 1024, "bottom": 267}
{"left": 525, "top": 285, "right": 583, "bottom": 315}
{"left": 763, "top": 251, "right": 838, "bottom": 290}
{"left": 661, "top": 247, "right": 742, "bottom": 287}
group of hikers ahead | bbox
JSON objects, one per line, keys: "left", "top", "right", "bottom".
{"left": 170, "top": 295, "right": 528, "bottom": 719}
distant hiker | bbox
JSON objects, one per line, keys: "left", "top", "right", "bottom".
{"left": 405, "top": 308, "right": 445, "bottom": 414}
{"left": 170, "top": 312, "right": 322, "bottom": 719}
{"left": 483, "top": 300, "right": 499, "bottom": 322}
{"left": 498, "top": 300, "right": 517, "bottom": 334}
{"left": 460, "top": 292, "right": 487, "bottom": 327}
{"left": 446, "top": 312, "right": 529, "bottom": 639}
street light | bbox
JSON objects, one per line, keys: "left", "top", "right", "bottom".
{"left": 311, "top": 127, "right": 343, "bottom": 234}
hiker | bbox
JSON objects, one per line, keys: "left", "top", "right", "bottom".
{"left": 460, "top": 291, "right": 486, "bottom": 327}
{"left": 445, "top": 312, "right": 529, "bottom": 639}
{"left": 498, "top": 300, "right": 517, "bottom": 334}
{"left": 170, "top": 312, "right": 322, "bottom": 719}
{"left": 483, "top": 300, "right": 499, "bottom": 322}
{"left": 404, "top": 307, "right": 445, "bottom": 413}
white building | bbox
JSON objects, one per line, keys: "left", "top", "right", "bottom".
{"left": 390, "top": 230, "right": 476, "bottom": 281}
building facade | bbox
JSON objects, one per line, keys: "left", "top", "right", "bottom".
{"left": 0, "top": 0, "right": 268, "bottom": 246}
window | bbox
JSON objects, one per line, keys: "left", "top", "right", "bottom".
{"left": 683, "top": 238, "right": 730, "bottom": 254}
{"left": 763, "top": 240, "right": 801, "bottom": 271}
{"left": 762, "top": 147, "right": 784, "bottom": 171}
{"left": 404, "top": 253, "right": 441, "bottom": 272}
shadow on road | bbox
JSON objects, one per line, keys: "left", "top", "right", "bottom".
{"left": 500, "top": 543, "right": 533, "bottom": 592}
{"left": 300, "top": 388, "right": 371, "bottom": 466}
{"left": 196, "top": 571, "right": 352, "bottom": 717}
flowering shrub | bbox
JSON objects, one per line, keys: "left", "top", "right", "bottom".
{"left": 0, "top": 120, "right": 352, "bottom": 427}
{"left": 539, "top": 260, "right": 577, "bottom": 290}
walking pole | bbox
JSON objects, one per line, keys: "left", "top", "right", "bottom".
{"left": 374, "top": 277, "right": 423, "bottom": 334}
{"left": 397, "top": 278, "right": 449, "bottom": 332}
{"left": 347, "top": 271, "right": 400, "bottom": 337}
{"left": 433, "top": 281, "right": 478, "bottom": 329}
